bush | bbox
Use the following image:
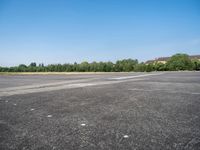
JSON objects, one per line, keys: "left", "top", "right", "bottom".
{"left": 166, "top": 54, "right": 193, "bottom": 71}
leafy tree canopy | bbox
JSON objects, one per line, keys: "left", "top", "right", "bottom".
{"left": 166, "top": 53, "right": 193, "bottom": 70}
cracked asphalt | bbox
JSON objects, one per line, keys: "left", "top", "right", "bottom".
{"left": 0, "top": 72, "right": 200, "bottom": 150}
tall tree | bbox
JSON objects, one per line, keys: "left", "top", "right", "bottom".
{"left": 166, "top": 53, "right": 193, "bottom": 70}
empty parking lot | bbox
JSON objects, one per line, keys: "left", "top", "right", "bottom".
{"left": 0, "top": 72, "right": 200, "bottom": 150}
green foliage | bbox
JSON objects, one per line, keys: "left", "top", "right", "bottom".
{"left": 115, "top": 59, "right": 138, "bottom": 72}
{"left": 134, "top": 63, "right": 146, "bottom": 72}
{"left": 154, "top": 63, "right": 166, "bottom": 71}
{"left": 166, "top": 54, "right": 193, "bottom": 71}
{"left": 192, "top": 59, "right": 200, "bottom": 70}
{"left": 0, "top": 53, "right": 199, "bottom": 72}
{"left": 30, "top": 62, "right": 37, "bottom": 67}
{"left": 146, "top": 63, "right": 154, "bottom": 72}
{"left": 79, "top": 61, "right": 90, "bottom": 72}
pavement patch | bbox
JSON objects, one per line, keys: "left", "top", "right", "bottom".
{"left": 0, "top": 73, "right": 165, "bottom": 97}
{"left": 110, "top": 73, "right": 164, "bottom": 80}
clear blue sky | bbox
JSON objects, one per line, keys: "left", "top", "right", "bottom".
{"left": 0, "top": 0, "right": 200, "bottom": 66}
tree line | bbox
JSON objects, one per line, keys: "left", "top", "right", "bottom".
{"left": 0, "top": 53, "right": 200, "bottom": 72}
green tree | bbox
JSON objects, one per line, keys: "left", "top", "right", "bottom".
{"left": 115, "top": 59, "right": 138, "bottom": 72}
{"left": 192, "top": 59, "right": 200, "bottom": 71}
{"left": 154, "top": 62, "right": 166, "bottom": 71}
{"left": 79, "top": 61, "right": 90, "bottom": 72}
{"left": 18, "top": 64, "right": 27, "bottom": 72}
{"left": 104, "top": 61, "right": 114, "bottom": 72}
{"left": 134, "top": 63, "right": 146, "bottom": 72}
{"left": 146, "top": 63, "right": 154, "bottom": 72}
{"left": 30, "top": 62, "right": 37, "bottom": 67}
{"left": 39, "top": 63, "right": 44, "bottom": 67}
{"left": 90, "top": 61, "right": 98, "bottom": 72}
{"left": 73, "top": 62, "right": 79, "bottom": 72}
{"left": 166, "top": 53, "right": 193, "bottom": 71}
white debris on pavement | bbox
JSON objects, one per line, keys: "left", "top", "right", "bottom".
{"left": 123, "top": 135, "right": 129, "bottom": 138}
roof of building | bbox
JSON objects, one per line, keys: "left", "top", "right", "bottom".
{"left": 189, "top": 55, "right": 200, "bottom": 59}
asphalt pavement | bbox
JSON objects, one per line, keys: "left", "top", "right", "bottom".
{"left": 0, "top": 72, "right": 200, "bottom": 150}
